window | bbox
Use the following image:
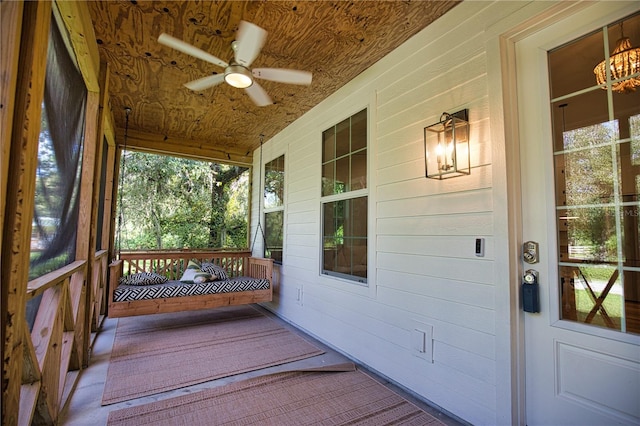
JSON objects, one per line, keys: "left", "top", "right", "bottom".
{"left": 264, "top": 155, "right": 284, "bottom": 263}
{"left": 548, "top": 12, "right": 640, "bottom": 334}
{"left": 321, "top": 109, "right": 368, "bottom": 283}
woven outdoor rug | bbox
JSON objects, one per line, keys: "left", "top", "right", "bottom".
{"left": 102, "top": 306, "right": 324, "bottom": 405}
{"left": 107, "top": 369, "right": 446, "bottom": 426}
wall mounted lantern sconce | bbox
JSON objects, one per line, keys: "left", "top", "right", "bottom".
{"left": 424, "top": 109, "right": 470, "bottom": 179}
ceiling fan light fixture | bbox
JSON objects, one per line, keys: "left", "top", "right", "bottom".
{"left": 224, "top": 64, "right": 253, "bottom": 88}
{"left": 161, "top": 21, "right": 311, "bottom": 105}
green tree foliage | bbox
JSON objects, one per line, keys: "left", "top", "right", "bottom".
{"left": 562, "top": 122, "right": 622, "bottom": 261}
{"left": 116, "top": 151, "right": 248, "bottom": 250}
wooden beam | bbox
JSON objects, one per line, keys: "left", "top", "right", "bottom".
{"left": 122, "top": 128, "right": 253, "bottom": 167}
{"left": 73, "top": 91, "right": 100, "bottom": 369}
{"left": 26, "top": 261, "right": 86, "bottom": 300}
{"left": 31, "top": 285, "right": 64, "bottom": 421}
{"left": 2, "top": 2, "right": 52, "bottom": 424}
{"left": 98, "top": 62, "right": 116, "bottom": 258}
{"left": 0, "top": 1, "right": 23, "bottom": 248}
{"left": 104, "top": 145, "right": 117, "bottom": 258}
{"left": 54, "top": 1, "right": 100, "bottom": 92}
{"left": 0, "top": 3, "right": 24, "bottom": 424}
{"left": 17, "top": 382, "right": 39, "bottom": 426}
{"left": 80, "top": 66, "right": 110, "bottom": 364}
{"left": 104, "top": 107, "right": 116, "bottom": 146}
{"left": 21, "top": 327, "right": 41, "bottom": 385}
{"left": 109, "top": 147, "right": 122, "bottom": 261}
{"left": 57, "top": 0, "right": 112, "bottom": 373}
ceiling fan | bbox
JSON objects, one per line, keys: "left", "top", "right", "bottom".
{"left": 158, "top": 21, "right": 312, "bottom": 106}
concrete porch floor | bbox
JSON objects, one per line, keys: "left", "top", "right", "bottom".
{"left": 59, "top": 306, "right": 466, "bottom": 425}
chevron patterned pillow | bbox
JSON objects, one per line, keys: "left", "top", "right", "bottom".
{"left": 201, "top": 262, "right": 229, "bottom": 281}
{"left": 119, "top": 272, "right": 168, "bottom": 286}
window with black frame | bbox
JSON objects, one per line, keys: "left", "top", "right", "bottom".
{"left": 264, "top": 155, "right": 284, "bottom": 263}
{"left": 321, "top": 109, "right": 368, "bottom": 283}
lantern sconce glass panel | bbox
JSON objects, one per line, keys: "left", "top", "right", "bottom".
{"left": 424, "top": 109, "right": 470, "bottom": 179}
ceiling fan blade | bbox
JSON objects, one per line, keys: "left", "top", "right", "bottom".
{"left": 184, "top": 74, "right": 225, "bottom": 91}
{"left": 234, "top": 21, "right": 267, "bottom": 67}
{"left": 252, "top": 68, "right": 312, "bottom": 85}
{"left": 158, "top": 33, "right": 228, "bottom": 68}
{"left": 245, "top": 82, "right": 272, "bottom": 107}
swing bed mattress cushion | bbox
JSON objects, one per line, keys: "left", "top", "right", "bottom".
{"left": 113, "top": 277, "right": 271, "bottom": 302}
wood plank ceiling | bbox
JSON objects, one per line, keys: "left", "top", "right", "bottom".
{"left": 88, "top": 0, "right": 460, "bottom": 164}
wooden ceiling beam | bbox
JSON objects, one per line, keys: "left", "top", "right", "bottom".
{"left": 120, "top": 128, "right": 253, "bottom": 167}
{"left": 55, "top": 1, "right": 101, "bottom": 92}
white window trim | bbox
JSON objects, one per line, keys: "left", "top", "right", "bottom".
{"left": 263, "top": 153, "right": 286, "bottom": 264}
{"left": 318, "top": 96, "right": 377, "bottom": 299}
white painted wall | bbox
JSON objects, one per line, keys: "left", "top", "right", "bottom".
{"left": 249, "top": 2, "right": 562, "bottom": 424}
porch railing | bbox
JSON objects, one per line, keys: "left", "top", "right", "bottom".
{"left": 117, "top": 249, "right": 255, "bottom": 280}
{"left": 20, "top": 249, "right": 108, "bottom": 424}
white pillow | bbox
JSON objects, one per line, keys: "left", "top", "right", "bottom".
{"left": 179, "top": 268, "right": 213, "bottom": 283}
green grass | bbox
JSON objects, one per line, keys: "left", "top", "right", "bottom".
{"left": 29, "top": 252, "right": 70, "bottom": 280}
{"left": 572, "top": 288, "right": 622, "bottom": 330}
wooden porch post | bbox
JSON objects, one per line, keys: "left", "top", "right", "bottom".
{"left": 100, "top": 73, "right": 117, "bottom": 260}
{"left": 110, "top": 146, "right": 123, "bottom": 261}
{"left": 0, "top": 1, "right": 24, "bottom": 424}
{"left": 0, "top": 0, "right": 23, "bottom": 245}
{"left": 57, "top": 0, "right": 106, "bottom": 367}
{"left": 74, "top": 90, "right": 100, "bottom": 368}
{"left": 103, "top": 139, "right": 118, "bottom": 260}
{"left": 1, "top": 1, "right": 52, "bottom": 424}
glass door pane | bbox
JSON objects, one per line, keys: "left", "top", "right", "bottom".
{"left": 549, "top": 12, "right": 640, "bottom": 334}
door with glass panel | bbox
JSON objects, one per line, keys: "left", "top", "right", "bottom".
{"left": 516, "top": 5, "right": 639, "bottom": 425}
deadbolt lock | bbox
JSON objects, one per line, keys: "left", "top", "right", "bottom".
{"left": 523, "top": 241, "right": 539, "bottom": 264}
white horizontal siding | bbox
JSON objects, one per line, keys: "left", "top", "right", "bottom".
{"left": 286, "top": 233, "right": 316, "bottom": 248}
{"left": 377, "top": 188, "right": 493, "bottom": 216}
{"left": 287, "top": 173, "right": 316, "bottom": 197}
{"left": 298, "top": 289, "right": 498, "bottom": 424}
{"left": 286, "top": 198, "right": 316, "bottom": 215}
{"left": 377, "top": 155, "right": 493, "bottom": 190}
{"left": 251, "top": 2, "right": 563, "bottom": 424}
{"left": 376, "top": 285, "right": 495, "bottom": 334}
{"left": 378, "top": 234, "right": 494, "bottom": 260}
{"left": 376, "top": 268, "right": 495, "bottom": 309}
{"left": 285, "top": 222, "right": 315, "bottom": 238}
{"left": 378, "top": 212, "right": 493, "bottom": 236}
{"left": 284, "top": 251, "right": 317, "bottom": 271}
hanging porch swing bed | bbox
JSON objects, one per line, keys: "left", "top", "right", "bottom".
{"left": 108, "top": 251, "right": 273, "bottom": 318}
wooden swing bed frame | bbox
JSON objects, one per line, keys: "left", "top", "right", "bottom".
{"left": 108, "top": 250, "right": 273, "bottom": 318}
